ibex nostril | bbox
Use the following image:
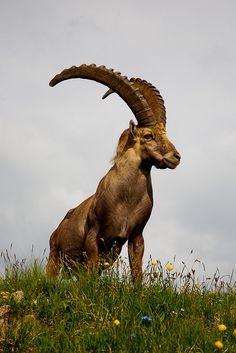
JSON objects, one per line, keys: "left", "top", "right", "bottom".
{"left": 174, "top": 152, "right": 181, "bottom": 161}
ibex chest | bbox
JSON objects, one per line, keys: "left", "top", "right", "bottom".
{"left": 96, "top": 190, "right": 153, "bottom": 241}
{"left": 94, "top": 166, "right": 153, "bottom": 240}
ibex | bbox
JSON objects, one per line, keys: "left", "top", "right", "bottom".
{"left": 47, "top": 64, "right": 181, "bottom": 281}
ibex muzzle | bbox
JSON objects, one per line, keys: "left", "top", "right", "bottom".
{"left": 47, "top": 64, "right": 181, "bottom": 282}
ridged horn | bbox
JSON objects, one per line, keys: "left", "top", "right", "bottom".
{"left": 49, "top": 64, "right": 156, "bottom": 127}
{"left": 130, "top": 78, "right": 166, "bottom": 127}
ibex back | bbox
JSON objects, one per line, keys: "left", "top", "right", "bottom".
{"left": 47, "top": 64, "right": 181, "bottom": 281}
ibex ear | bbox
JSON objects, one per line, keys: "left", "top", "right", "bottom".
{"left": 129, "top": 120, "right": 137, "bottom": 138}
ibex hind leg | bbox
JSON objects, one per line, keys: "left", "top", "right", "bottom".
{"left": 128, "top": 233, "right": 144, "bottom": 283}
{"left": 46, "top": 248, "right": 60, "bottom": 279}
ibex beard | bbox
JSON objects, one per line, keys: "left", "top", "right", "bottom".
{"left": 46, "top": 64, "right": 181, "bottom": 282}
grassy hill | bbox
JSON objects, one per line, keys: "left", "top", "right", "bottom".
{"left": 0, "top": 256, "right": 235, "bottom": 352}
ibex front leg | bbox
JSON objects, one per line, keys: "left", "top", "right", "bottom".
{"left": 84, "top": 226, "right": 99, "bottom": 272}
{"left": 128, "top": 233, "right": 144, "bottom": 283}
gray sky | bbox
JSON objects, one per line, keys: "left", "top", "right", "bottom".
{"left": 1, "top": 0, "right": 236, "bottom": 280}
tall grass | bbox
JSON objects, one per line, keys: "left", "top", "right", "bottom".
{"left": 0, "top": 253, "right": 235, "bottom": 353}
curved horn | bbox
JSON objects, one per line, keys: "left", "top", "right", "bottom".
{"left": 102, "top": 78, "right": 166, "bottom": 127}
{"left": 130, "top": 78, "right": 166, "bottom": 127}
{"left": 49, "top": 64, "right": 156, "bottom": 127}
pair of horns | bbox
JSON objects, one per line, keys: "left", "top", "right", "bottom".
{"left": 49, "top": 64, "right": 166, "bottom": 128}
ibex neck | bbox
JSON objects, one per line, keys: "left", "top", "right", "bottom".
{"left": 114, "top": 148, "right": 151, "bottom": 180}
{"left": 109, "top": 148, "right": 153, "bottom": 207}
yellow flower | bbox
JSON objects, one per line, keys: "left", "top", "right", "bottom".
{"left": 166, "top": 264, "right": 174, "bottom": 271}
{"left": 113, "top": 319, "right": 120, "bottom": 327}
{"left": 215, "top": 340, "right": 223, "bottom": 349}
{"left": 103, "top": 262, "right": 110, "bottom": 268}
{"left": 32, "top": 299, "right": 38, "bottom": 305}
{"left": 151, "top": 261, "right": 158, "bottom": 266}
{"left": 233, "top": 328, "right": 236, "bottom": 336}
{"left": 0, "top": 291, "right": 10, "bottom": 299}
{"left": 218, "top": 324, "right": 227, "bottom": 332}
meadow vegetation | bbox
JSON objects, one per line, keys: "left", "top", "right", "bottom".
{"left": 0, "top": 252, "right": 235, "bottom": 353}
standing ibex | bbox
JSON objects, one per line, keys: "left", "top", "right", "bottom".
{"left": 47, "top": 64, "right": 181, "bottom": 281}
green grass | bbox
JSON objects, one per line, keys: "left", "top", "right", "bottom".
{"left": 0, "top": 255, "right": 235, "bottom": 353}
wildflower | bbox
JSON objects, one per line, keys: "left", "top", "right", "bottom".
{"left": 180, "top": 308, "right": 185, "bottom": 313}
{"left": 103, "top": 262, "right": 110, "bottom": 268}
{"left": 218, "top": 324, "right": 227, "bottom": 332}
{"left": 32, "top": 299, "right": 38, "bottom": 306}
{"left": 0, "top": 291, "right": 10, "bottom": 299}
{"left": 233, "top": 328, "right": 236, "bottom": 336}
{"left": 171, "top": 310, "right": 177, "bottom": 316}
{"left": 166, "top": 264, "right": 174, "bottom": 271}
{"left": 151, "top": 261, "right": 158, "bottom": 266}
{"left": 113, "top": 319, "right": 120, "bottom": 327}
{"left": 141, "top": 315, "right": 152, "bottom": 323}
{"left": 215, "top": 340, "right": 223, "bottom": 349}
{"left": 131, "top": 332, "right": 137, "bottom": 338}
{"left": 210, "top": 322, "right": 216, "bottom": 327}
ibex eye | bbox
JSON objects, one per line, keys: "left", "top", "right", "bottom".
{"left": 144, "top": 134, "right": 153, "bottom": 141}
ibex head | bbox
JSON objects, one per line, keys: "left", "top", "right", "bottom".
{"left": 49, "top": 64, "right": 181, "bottom": 170}
{"left": 114, "top": 120, "right": 180, "bottom": 170}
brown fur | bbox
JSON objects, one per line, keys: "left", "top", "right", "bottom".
{"left": 47, "top": 123, "right": 180, "bottom": 282}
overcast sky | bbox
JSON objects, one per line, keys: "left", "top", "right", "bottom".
{"left": 1, "top": 0, "right": 235, "bottom": 281}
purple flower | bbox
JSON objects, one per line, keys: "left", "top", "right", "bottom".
{"left": 210, "top": 321, "right": 216, "bottom": 327}
{"left": 131, "top": 332, "right": 137, "bottom": 338}
{"left": 141, "top": 315, "right": 152, "bottom": 323}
